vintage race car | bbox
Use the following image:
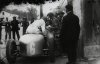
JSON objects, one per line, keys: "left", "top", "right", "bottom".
{"left": 6, "top": 34, "right": 56, "bottom": 64}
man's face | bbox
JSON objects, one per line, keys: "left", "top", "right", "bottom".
{"left": 47, "top": 16, "right": 53, "bottom": 21}
{"left": 23, "top": 18, "right": 27, "bottom": 21}
{"left": 66, "top": 9, "right": 69, "bottom": 13}
{"left": 47, "top": 16, "right": 50, "bottom": 20}
{"left": 59, "top": 14, "right": 64, "bottom": 18}
{"left": 13, "top": 17, "right": 16, "bottom": 20}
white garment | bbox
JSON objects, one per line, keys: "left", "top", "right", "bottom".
{"left": 0, "top": 40, "right": 6, "bottom": 59}
{"left": 26, "top": 19, "right": 46, "bottom": 35}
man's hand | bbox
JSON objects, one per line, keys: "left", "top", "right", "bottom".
{"left": 38, "top": 26, "right": 42, "bottom": 32}
{"left": 46, "top": 25, "right": 52, "bottom": 29}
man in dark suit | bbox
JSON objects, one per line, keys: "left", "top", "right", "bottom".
{"left": 11, "top": 16, "right": 20, "bottom": 40}
{"left": 60, "top": 4, "right": 80, "bottom": 64}
{"left": 22, "top": 17, "right": 29, "bottom": 35}
{"left": 5, "top": 17, "right": 11, "bottom": 40}
{"left": 0, "top": 18, "right": 3, "bottom": 40}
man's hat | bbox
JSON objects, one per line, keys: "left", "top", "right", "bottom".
{"left": 58, "top": 11, "right": 65, "bottom": 15}
{"left": 13, "top": 16, "right": 16, "bottom": 18}
{"left": 47, "top": 12, "right": 54, "bottom": 18}
{"left": 65, "top": 4, "right": 73, "bottom": 11}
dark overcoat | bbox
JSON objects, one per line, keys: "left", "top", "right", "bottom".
{"left": 60, "top": 12, "right": 80, "bottom": 48}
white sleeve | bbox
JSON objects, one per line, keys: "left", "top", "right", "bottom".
{"left": 41, "top": 20, "right": 46, "bottom": 35}
{"left": 26, "top": 24, "right": 32, "bottom": 34}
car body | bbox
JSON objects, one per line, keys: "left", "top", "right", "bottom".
{"left": 19, "top": 34, "right": 45, "bottom": 56}
{"left": 6, "top": 34, "right": 55, "bottom": 64}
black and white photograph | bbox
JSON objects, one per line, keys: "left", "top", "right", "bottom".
{"left": 0, "top": 0, "right": 100, "bottom": 64}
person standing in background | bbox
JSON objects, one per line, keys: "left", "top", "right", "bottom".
{"left": 5, "top": 17, "right": 11, "bottom": 40}
{"left": 45, "top": 13, "right": 56, "bottom": 62}
{"left": 54, "top": 12, "right": 65, "bottom": 56}
{"left": 60, "top": 4, "right": 80, "bottom": 64}
{"left": 30, "top": 18, "right": 34, "bottom": 24}
{"left": 22, "top": 17, "right": 29, "bottom": 35}
{"left": 18, "top": 16, "right": 22, "bottom": 26}
{"left": 0, "top": 18, "right": 3, "bottom": 40}
{"left": 11, "top": 16, "right": 20, "bottom": 40}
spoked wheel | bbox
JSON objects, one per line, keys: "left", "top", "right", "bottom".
{"left": 6, "top": 40, "right": 17, "bottom": 64}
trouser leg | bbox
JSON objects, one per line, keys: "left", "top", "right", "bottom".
{"left": 8, "top": 31, "right": 11, "bottom": 39}
{"left": 0, "top": 29, "right": 2, "bottom": 40}
{"left": 60, "top": 34, "right": 67, "bottom": 54}
{"left": 60, "top": 38, "right": 67, "bottom": 54}
{"left": 23, "top": 27, "right": 27, "bottom": 35}
{"left": 5, "top": 31, "right": 7, "bottom": 40}
{"left": 47, "top": 31, "right": 55, "bottom": 62}
{"left": 67, "top": 41, "right": 78, "bottom": 63}
{"left": 16, "top": 30, "right": 20, "bottom": 40}
{"left": 12, "top": 30, "right": 15, "bottom": 40}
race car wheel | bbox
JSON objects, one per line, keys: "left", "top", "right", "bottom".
{"left": 6, "top": 40, "right": 17, "bottom": 64}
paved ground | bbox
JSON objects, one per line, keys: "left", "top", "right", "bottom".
{"left": 15, "top": 56, "right": 67, "bottom": 64}
{"left": 15, "top": 56, "right": 89, "bottom": 64}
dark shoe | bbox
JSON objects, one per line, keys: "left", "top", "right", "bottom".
{"left": 66, "top": 62, "right": 76, "bottom": 64}
{"left": 66, "top": 62, "right": 72, "bottom": 64}
{"left": 66, "top": 63, "right": 71, "bottom": 64}
{"left": 50, "top": 57, "right": 55, "bottom": 63}
{"left": 50, "top": 59, "right": 55, "bottom": 63}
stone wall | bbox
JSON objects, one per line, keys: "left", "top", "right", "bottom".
{"left": 72, "top": 0, "right": 100, "bottom": 59}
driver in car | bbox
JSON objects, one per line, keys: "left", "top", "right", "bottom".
{"left": 26, "top": 12, "right": 55, "bottom": 62}
{"left": 26, "top": 19, "right": 46, "bottom": 35}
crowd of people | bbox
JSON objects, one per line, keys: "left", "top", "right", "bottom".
{"left": 25, "top": 4, "right": 80, "bottom": 64}
{"left": 0, "top": 11, "right": 64, "bottom": 41}
{"left": 0, "top": 4, "right": 80, "bottom": 64}
{"left": 0, "top": 16, "right": 29, "bottom": 41}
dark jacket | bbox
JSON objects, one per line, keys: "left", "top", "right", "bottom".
{"left": 60, "top": 12, "right": 80, "bottom": 41}
{"left": 5, "top": 22, "right": 11, "bottom": 31}
{"left": 22, "top": 20, "right": 29, "bottom": 28}
{"left": 0, "top": 21, "right": 2, "bottom": 29}
{"left": 11, "top": 20, "right": 19, "bottom": 30}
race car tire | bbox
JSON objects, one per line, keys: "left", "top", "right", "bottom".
{"left": 6, "top": 40, "right": 17, "bottom": 64}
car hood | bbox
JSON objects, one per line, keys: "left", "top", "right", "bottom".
{"left": 19, "top": 34, "right": 44, "bottom": 44}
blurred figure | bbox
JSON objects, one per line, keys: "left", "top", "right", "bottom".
{"left": 53, "top": 12, "right": 65, "bottom": 56}
{"left": 54, "top": 11, "right": 65, "bottom": 33}
{"left": 30, "top": 18, "right": 34, "bottom": 24}
{"left": 11, "top": 16, "right": 20, "bottom": 40}
{"left": 45, "top": 12, "right": 55, "bottom": 62}
{"left": 5, "top": 17, "right": 11, "bottom": 40}
{"left": 18, "top": 16, "right": 22, "bottom": 26}
{"left": 0, "top": 18, "right": 3, "bottom": 40}
{"left": 57, "top": 11, "right": 65, "bottom": 25}
{"left": 60, "top": 4, "right": 80, "bottom": 64}
{"left": 22, "top": 17, "right": 29, "bottom": 35}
